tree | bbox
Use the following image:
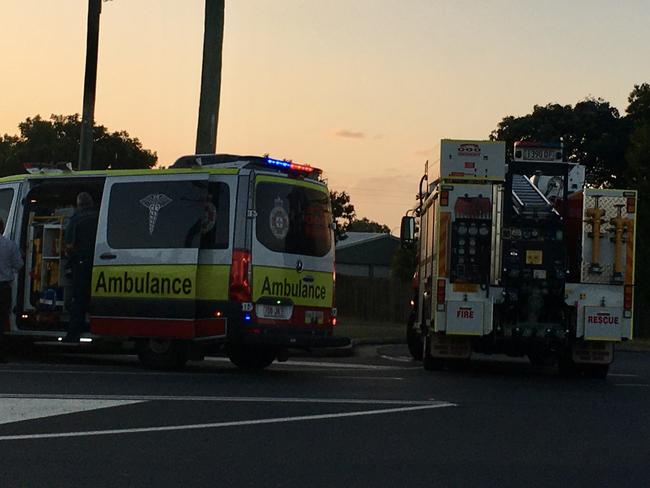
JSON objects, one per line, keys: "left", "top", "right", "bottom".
{"left": 329, "top": 190, "right": 355, "bottom": 241}
{"left": 391, "top": 245, "right": 417, "bottom": 282}
{"left": 0, "top": 114, "right": 157, "bottom": 177}
{"left": 491, "top": 98, "right": 628, "bottom": 186}
{"left": 347, "top": 217, "right": 390, "bottom": 234}
{"left": 626, "top": 83, "right": 650, "bottom": 125}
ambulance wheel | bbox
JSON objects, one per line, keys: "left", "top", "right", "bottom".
{"left": 406, "top": 314, "right": 423, "bottom": 361}
{"left": 227, "top": 344, "right": 276, "bottom": 371}
{"left": 137, "top": 339, "right": 188, "bottom": 370}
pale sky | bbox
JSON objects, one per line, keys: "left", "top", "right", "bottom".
{"left": 2, "top": 0, "right": 650, "bottom": 231}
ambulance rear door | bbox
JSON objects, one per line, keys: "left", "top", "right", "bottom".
{"left": 0, "top": 180, "right": 24, "bottom": 333}
{"left": 251, "top": 174, "right": 334, "bottom": 326}
{"left": 91, "top": 172, "right": 210, "bottom": 338}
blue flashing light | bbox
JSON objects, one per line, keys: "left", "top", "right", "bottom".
{"left": 244, "top": 313, "right": 252, "bottom": 321}
{"left": 266, "top": 158, "right": 292, "bottom": 169}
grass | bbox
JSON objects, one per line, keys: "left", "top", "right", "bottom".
{"left": 335, "top": 317, "right": 405, "bottom": 342}
{"left": 620, "top": 337, "right": 650, "bottom": 351}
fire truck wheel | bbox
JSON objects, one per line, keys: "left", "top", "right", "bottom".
{"left": 558, "top": 352, "right": 579, "bottom": 378}
{"left": 137, "top": 339, "right": 189, "bottom": 370}
{"left": 406, "top": 314, "right": 423, "bottom": 361}
{"left": 527, "top": 352, "right": 555, "bottom": 367}
{"left": 422, "top": 336, "right": 444, "bottom": 371}
{"left": 227, "top": 344, "right": 276, "bottom": 371}
{"left": 586, "top": 364, "right": 609, "bottom": 379}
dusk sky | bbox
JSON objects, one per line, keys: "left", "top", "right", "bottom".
{"left": 2, "top": 0, "right": 650, "bottom": 231}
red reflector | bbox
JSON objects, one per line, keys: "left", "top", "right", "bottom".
{"left": 332, "top": 317, "right": 337, "bottom": 326}
{"left": 440, "top": 191, "right": 449, "bottom": 206}
{"left": 464, "top": 162, "right": 475, "bottom": 169}
{"left": 624, "top": 285, "right": 633, "bottom": 310}
{"left": 229, "top": 249, "right": 251, "bottom": 302}
{"left": 627, "top": 197, "right": 636, "bottom": 214}
{"left": 436, "top": 279, "right": 446, "bottom": 302}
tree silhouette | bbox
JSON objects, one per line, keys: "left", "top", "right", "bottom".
{"left": 0, "top": 114, "right": 157, "bottom": 176}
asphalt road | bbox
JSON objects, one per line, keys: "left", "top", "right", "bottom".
{"left": 1, "top": 346, "right": 649, "bottom": 488}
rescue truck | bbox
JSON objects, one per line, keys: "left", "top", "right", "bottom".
{"left": 0, "top": 154, "right": 345, "bottom": 369}
{"left": 401, "top": 140, "right": 637, "bottom": 377}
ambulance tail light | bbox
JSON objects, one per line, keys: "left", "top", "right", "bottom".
{"left": 229, "top": 249, "right": 251, "bottom": 302}
{"left": 624, "top": 285, "right": 633, "bottom": 314}
{"left": 436, "top": 279, "right": 446, "bottom": 311}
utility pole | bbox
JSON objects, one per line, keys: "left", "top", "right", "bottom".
{"left": 78, "top": 0, "right": 102, "bottom": 170}
{"left": 195, "top": 0, "right": 225, "bottom": 154}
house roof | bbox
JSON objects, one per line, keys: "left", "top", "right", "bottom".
{"left": 336, "top": 232, "right": 392, "bottom": 250}
{"left": 335, "top": 232, "right": 400, "bottom": 266}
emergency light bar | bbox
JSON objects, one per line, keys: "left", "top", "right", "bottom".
{"left": 265, "top": 157, "right": 322, "bottom": 176}
{"left": 171, "top": 154, "right": 322, "bottom": 177}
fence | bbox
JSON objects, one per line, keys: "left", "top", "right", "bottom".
{"left": 336, "top": 275, "right": 411, "bottom": 323}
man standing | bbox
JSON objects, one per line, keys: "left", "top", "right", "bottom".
{"left": 0, "top": 218, "right": 24, "bottom": 362}
{"left": 64, "top": 192, "right": 99, "bottom": 343}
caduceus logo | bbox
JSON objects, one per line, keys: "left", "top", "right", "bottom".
{"left": 140, "top": 193, "right": 172, "bottom": 235}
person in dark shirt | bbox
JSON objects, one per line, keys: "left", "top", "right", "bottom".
{"left": 63, "top": 192, "right": 99, "bottom": 343}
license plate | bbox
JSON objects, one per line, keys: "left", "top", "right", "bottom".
{"left": 305, "top": 310, "right": 324, "bottom": 325}
{"left": 257, "top": 304, "right": 292, "bottom": 320}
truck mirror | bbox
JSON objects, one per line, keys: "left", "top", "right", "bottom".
{"left": 400, "top": 216, "right": 416, "bottom": 246}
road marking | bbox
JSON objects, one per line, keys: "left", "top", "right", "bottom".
{"left": 609, "top": 373, "right": 639, "bottom": 378}
{"left": 379, "top": 355, "right": 415, "bottom": 363}
{"left": 615, "top": 383, "right": 650, "bottom": 387}
{"left": 0, "top": 402, "right": 455, "bottom": 442}
{"left": 322, "top": 376, "right": 404, "bottom": 381}
{"left": 0, "top": 393, "right": 435, "bottom": 405}
{"left": 0, "top": 399, "right": 142, "bottom": 425}
{"left": 205, "top": 357, "right": 402, "bottom": 370}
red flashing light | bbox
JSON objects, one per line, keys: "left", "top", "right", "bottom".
{"left": 229, "top": 249, "right": 251, "bottom": 302}
{"left": 436, "top": 279, "right": 446, "bottom": 303}
{"left": 624, "top": 285, "right": 633, "bottom": 311}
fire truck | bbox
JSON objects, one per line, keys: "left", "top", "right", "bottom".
{"left": 401, "top": 140, "right": 637, "bottom": 377}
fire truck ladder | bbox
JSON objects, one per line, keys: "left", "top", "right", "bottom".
{"left": 511, "top": 174, "right": 557, "bottom": 217}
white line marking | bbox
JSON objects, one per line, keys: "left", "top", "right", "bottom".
{"left": 380, "top": 355, "right": 415, "bottom": 363}
{"left": 0, "top": 403, "right": 455, "bottom": 441}
{"left": 615, "top": 383, "right": 650, "bottom": 387}
{"left": 0, "top": 394, "right": 435, "bottom": 405}
{"left": 0, "top": 399, "right": 143, "bottom": 425}
{"left": 322, "top": 376, "right": 404, "bottom": 381}
{"left": 609, "top": 373, "right": 639, "bottom": 378}
{"left": 204, "top": 357, "right": 402, "bottom": 370}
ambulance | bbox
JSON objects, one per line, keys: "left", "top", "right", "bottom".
{"left": 0, "top": 154, "right": 345, "bottom": 369}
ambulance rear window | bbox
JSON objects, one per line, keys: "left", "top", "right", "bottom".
{"left": 0, "top": 188, "right": 14, "bottom": 226}
{"left": 107, "top": 180, "right": 229, "bottom": 249}
{"left": 255, "top": 182, "right": 332, "bottom": 257}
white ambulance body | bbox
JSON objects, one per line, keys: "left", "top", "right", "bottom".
{"left": 0, "top": 155, "right": 345, "bottom": 370}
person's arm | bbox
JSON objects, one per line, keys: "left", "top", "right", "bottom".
{"left": 63, "top": 217, "right": 75, "bottom": 257}
{"left": 12, "top": 242, "right": 23, "bottom": 272}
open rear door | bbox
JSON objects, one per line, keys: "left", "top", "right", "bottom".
{"left": 0, "top": 181, "right": 24, "bottom": 333}
{"left": 91, "top": 172, "right": 209, "bottom": 339}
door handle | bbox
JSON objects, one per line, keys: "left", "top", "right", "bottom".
{"left": 99, "top": 253, "right": 117, "bottom": 260}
